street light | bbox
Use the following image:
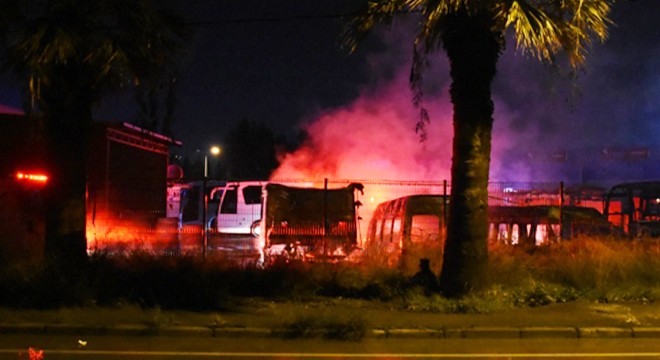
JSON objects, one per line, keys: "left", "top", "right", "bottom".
{"left": 202, "top": 145, "right": 221, "bottom": 258}
{"left": 204, "top": 146, "right": 221, "bottom": 179}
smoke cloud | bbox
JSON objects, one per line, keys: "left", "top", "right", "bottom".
{"left": 272, "top": 1, "right": 660, "bottom": 185}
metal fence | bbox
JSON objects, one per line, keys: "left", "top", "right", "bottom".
{"left": 84, "top": 178, "right": 608, "bottom": 254}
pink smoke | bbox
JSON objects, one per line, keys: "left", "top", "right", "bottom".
{"left": 271, "top": 71, "right": 520, "bottom": 182}
{"left": 270, "top": 19, "right": 529, "bottom": 184}
{"left": 271, "top": 71, "right": 454, "bottom": 181}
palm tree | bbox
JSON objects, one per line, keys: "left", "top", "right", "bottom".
{"left": 346, "top": 0, "right": 614, "bottom": 297}
{"left": 2, "top": 0, "right": 188, "bottom": 263}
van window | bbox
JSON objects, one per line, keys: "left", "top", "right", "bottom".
{"left": 511, "top": 224, "right": 520, "bottom": 244}
{"left": 220, "top": 187, "right": 238, "bottom": 214}
{"left": 496, "top": 223, "right": 511, "bottom": 243}
{"left": 181, "top": 187, "right": 199, "bottom": 222}
{"left": 383, "top": 218, "right": 393, "bottom": 243}
{"left": 410, "top": 214, "right": 440, "bottom": 243}
{"left": 374, "top": 219, "right": 382, "bottom": 242}
{"left": 243, "top": 185, "right": 262, "bottom": 205}
{"left": 644, "top": 198, "right": 660, "bottom": 219}
{"left": 392, "top": 217, "right": 402, "bottom": 245}
{"left": 210, "top": 188, "right": 224, "bottom": 201}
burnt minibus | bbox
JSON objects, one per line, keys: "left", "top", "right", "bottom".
{"left": 365, "top": 195, "right": 448, "bottom": 273}
{"left": 367, "top": 195, "right": 612, "bottom": 272}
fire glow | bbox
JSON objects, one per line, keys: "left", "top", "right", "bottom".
{"left": 268, "top": 49, "right": 520, "bottom": 244}
{"left": 86, "top": 209, "right": 179, "bottom": 254}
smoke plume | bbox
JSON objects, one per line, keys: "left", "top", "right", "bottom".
{"left": 272, "top": 1, "right": 660, "bottom": 185}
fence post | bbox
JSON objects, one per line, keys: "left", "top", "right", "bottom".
{"left": 443, "top": 179, "right": 448, "bottom": 242}
{"left": 323, "top": 178, "right": 328, "bottom": 257}
{"left": 559, "top": 181, "right": 565, "bottom": 241}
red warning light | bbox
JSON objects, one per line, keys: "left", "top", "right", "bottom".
{"left": 15, "top": 171, "right": 49, "bottom": 185}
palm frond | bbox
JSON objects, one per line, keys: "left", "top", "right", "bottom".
{"left": 496, "top": 0, "right": 564, "bottom": 64}
{"left": 496, "top": 0, "right": 612, "bottom": 68}
{"left": 342, "top": 0, "right": 410, "bottom": 53}
{"left": 560, "top": 0, "right": 613, "bottom": 67}
{"left": 413, "top": 0, "right": 449, "bottom": 51}
{"left": 410, "top": 44, "right": 430, "bottom": 142}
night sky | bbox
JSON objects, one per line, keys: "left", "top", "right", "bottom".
{"left": 99, "top": 0, "right": 369, "bottom": 154}
{"left": 1, "top": 0, "right": 659, "bottom": 183}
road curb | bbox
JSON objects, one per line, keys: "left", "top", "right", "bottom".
{"left": 520, "top": 326, "right": 578, "bottom": 339}
{"left": 213, "top": 327, "right": 271, "bottom": 338}
{"left": 463, "top": 327, "right": 521, "bottom": 338}
{"left": 578, "top": 327, "right": 633, "bottom": 338}
{"left": 380, "top": 328, "right": 444, "bottom": 338}
{"left": 0, "top": 323, "right": 44, "bottom": 335}
{"left": 633, "top": 327, "right": 660, "bottom": 338}
{"left": 0, "top": 323, "right": 655, "bottom": 339}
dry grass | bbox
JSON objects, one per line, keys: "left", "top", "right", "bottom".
{"left": 485, "top": 237, "right": 660, "bottom": 303}
{"left": 0, "top": 237, "right": 657, "bottom": 312}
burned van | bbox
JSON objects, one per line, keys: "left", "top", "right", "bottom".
{"left": 260, "top": 182, "right": 364, "bottom": 263}
{"left": 604, "top": 181, "right": 660, "bottom": 238}
{"left": 366, "top": 194, "right": 612, "bottom": 271}
{"left": 488, "top": 205, "right": 613, "bottom": 246}
{"left": 365, "top": 195, "right": 448, "bottom": 272}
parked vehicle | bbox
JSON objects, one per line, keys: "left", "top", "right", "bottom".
{"left": 170, "top": 180, "right": 265, "bottom": 255}
{"left": 488, "top": 205, "right": 614, "bottom": 245}
{"left": 214, "top": 181, "right": 265, "bottom": 236}
{"left": 260, "top": 182, "right": 364, "bottom": 263}
{"left": 366, "top": 194, "right": 613, "bottom": 270}
{"left": 169, "top": 180, "right": 226, "bottom": 229}
{"left": 604, "top": 181, "right": 660, "bottom": 238}
{"left": 365, "top": 194, "right": 447, "bottom": 271}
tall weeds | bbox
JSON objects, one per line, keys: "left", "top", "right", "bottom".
{"left": 485, "top": 237, "right": 660, "bottom": 303}
{"left": 0, "top": 237, "right": 657, "bottom": 310}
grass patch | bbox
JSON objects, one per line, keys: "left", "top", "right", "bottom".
{"left": 0, "top": 237, "right": 657, "bottom": 312}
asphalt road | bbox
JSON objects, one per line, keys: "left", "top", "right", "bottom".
{"left": 2, "top": 335, "right": 660, "bottom": 359}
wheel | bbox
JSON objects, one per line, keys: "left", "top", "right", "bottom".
{"left": 250, "top": 219, "right": 261, "bottom": 237}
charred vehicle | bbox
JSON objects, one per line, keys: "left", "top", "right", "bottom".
{"left": 365, "top": 195, "right": 448, "bottom": 272}
{"left": 366, "top": 195, "right": 613, "bottom": 270}
{"left": 604, "top": 181, "right": 660, "bottom": 238}
{"left": 260, "top": 182, "right": 364, "bottom": 263}
{"left": 488, "top": 205, "right": 614, "bottom": 246}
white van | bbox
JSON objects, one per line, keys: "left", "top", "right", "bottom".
{"left": 214, "top": 181, "right": 266, "bottom": 235}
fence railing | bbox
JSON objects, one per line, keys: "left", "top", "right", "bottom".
{"left": 86, "top": 179, "right": 609, "bottom": 254}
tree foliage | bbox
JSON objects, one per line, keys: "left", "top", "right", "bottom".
{"left": 223, "top": 118, "right": 284, "bottom": 181}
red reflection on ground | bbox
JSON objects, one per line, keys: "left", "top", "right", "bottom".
{"left": 86, "top": 210, "right": 179, "bottom": 253}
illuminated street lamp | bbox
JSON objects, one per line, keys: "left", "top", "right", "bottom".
{"left": 204, "top": 146, "right": 221, "bottom": 178}
{"left": 203, "top": 145, "right": 221, "bottom": 258}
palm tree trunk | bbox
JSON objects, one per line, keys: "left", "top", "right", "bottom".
{"left": 438, "top": 10, "right": 502, "bottom": 297}
{"left": 42, "top": 69, "right": 93, "bottom": 266}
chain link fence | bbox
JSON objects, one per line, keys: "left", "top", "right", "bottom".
{"left": 85, "top": 178, "right": 609, "bottom": 255}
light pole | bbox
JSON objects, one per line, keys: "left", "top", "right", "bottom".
{"left": 202, "top": 145, "right": 221, "bottom": 258}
